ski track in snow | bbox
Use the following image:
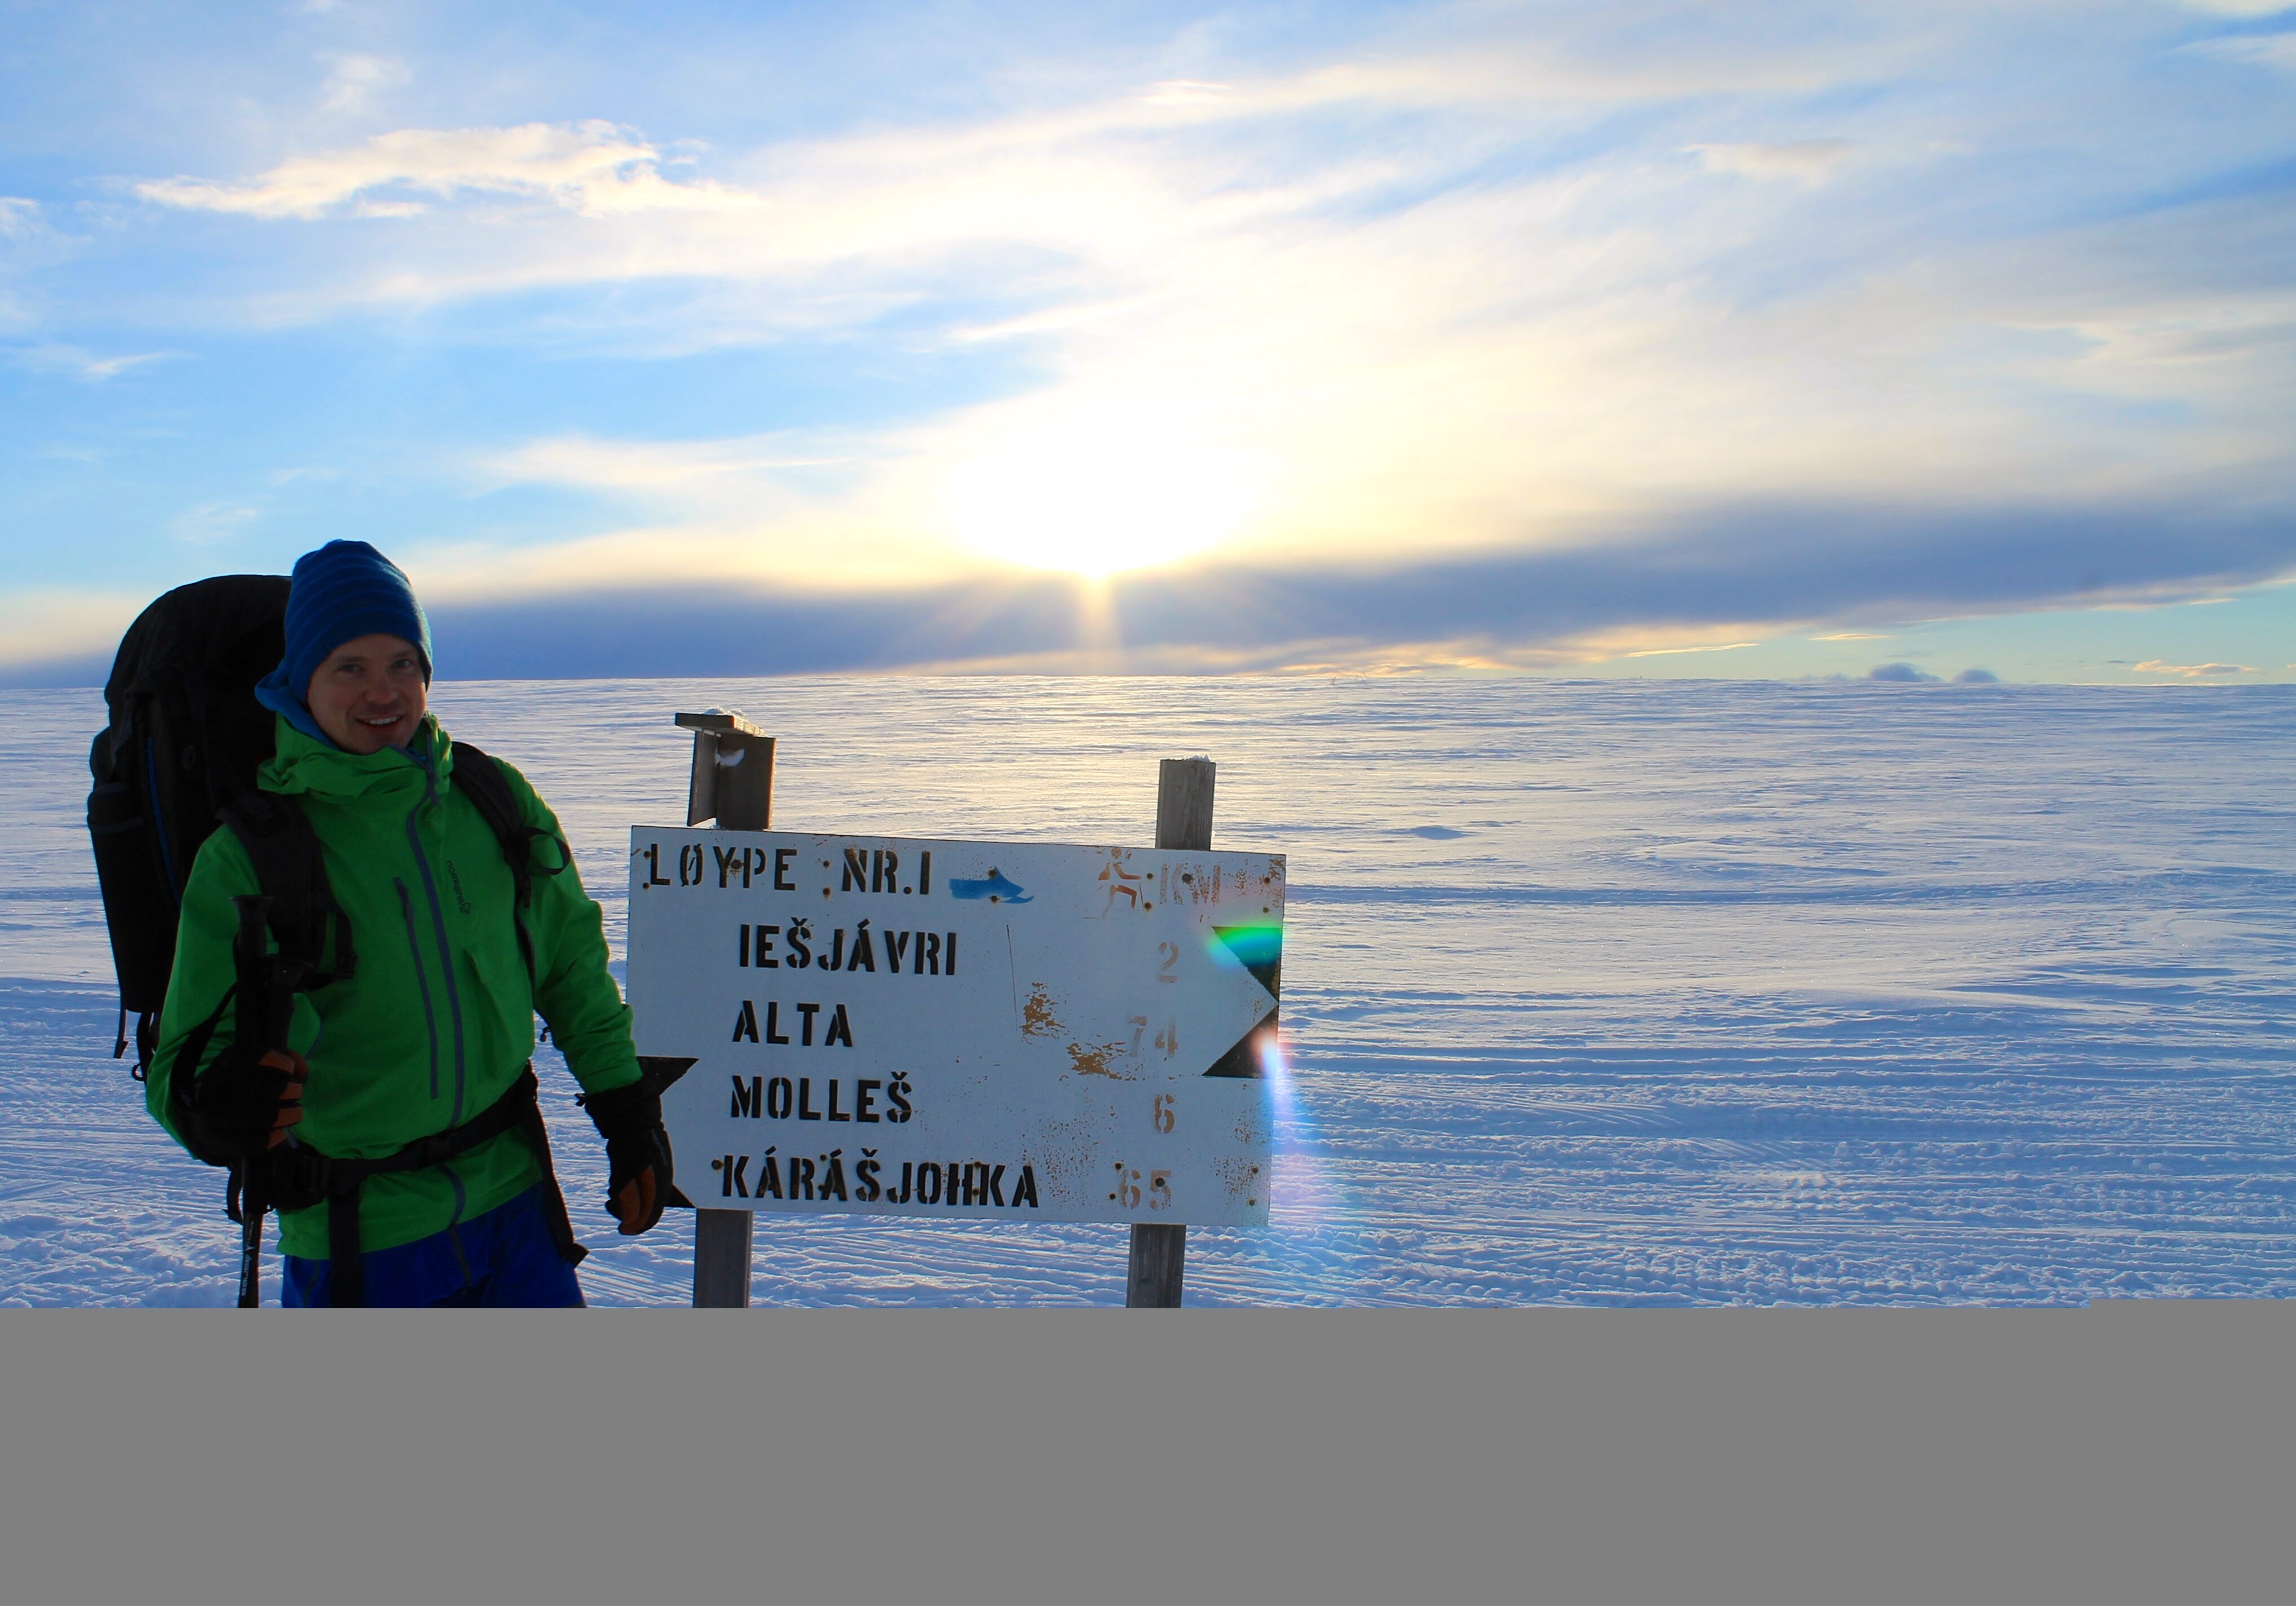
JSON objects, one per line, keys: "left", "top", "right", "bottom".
{"left": 4, "top": 677, "right": 2291, "bottom": 1307}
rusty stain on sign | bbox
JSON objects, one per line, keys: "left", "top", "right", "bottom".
{"left": 1067, "top": 1038, "right": 1131, "bottom": 1079}
{"left": 1021, "top": 983, "right": 1060, "bottom": 1039}
{"left": 1030, "top": 1111, "right": 1098, "bottom": 1198}
{"left": 1214, "top": 1154, "right": 1261, "bottom": 1202}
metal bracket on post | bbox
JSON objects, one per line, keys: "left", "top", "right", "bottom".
{"left": 677, "top": 709, "right": 774, "bottom": 832}
{"left": 1128, "top": 755, "right": 1215, "bottom": 1309}
{"left": 676, "top": 709, "right": 775, "bottom": 1309}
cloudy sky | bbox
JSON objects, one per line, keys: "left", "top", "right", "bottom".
{"left": 3, "top": 0, "right": 2292, "bottom": 683}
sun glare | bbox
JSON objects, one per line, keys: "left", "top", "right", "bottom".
{"left": 946, "top": 398, "right": 1253, "bottom": 579}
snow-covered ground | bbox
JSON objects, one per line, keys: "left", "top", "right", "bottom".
{"left": 4, "top": 677, "right": 2291, "bottom": 1305}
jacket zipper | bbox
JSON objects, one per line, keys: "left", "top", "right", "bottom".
{"left": 394, "top": 879, "right": 441, "bottom": 1100}
{"left": 406, "top": 749, "right": 469, "bottom": 1124}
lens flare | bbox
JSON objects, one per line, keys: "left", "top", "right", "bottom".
{"left": 1252, "top": 1025, "right": 1349, "bottom": 1249}
{"left": 1200, "top": 922, "right": 1353, "bottom": 1296}
{"left": 1203, "top": 921, "right": 1282, "bottom": 970}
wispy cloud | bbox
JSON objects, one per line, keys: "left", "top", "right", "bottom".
{"left": 2133, "top": 658, "right": 2259, "bottom": 677}
{"left": 135, "top": 121, "right": 704, "bottom": 219}
{"left": 171, "top": 502, "right": 262, "bottom": 543}
{"left": 319, "top": 54, "right": 410, "bottom": 116}
{"left": 2183, "top": 36, "right": 2296, "bottom": 69}
{"left": 11, "top": 343, "right": 177, "bottom": 381}
{"left": 1686, "top": 140, "right": 1855, "bottom": 183}
{"left": 483, "top": 431, "right": 862, "bottom": 496}
{"left": 265, "top": 465, "right": 339, "bottom": 486}
{"left": 1624, "top": 641, "right": 1760, "bottom": 658}
{"left": 0, "top": 197, "right": 65, "bottom": 328}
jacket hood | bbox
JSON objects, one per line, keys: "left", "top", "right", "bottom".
{"left": 259, "top": 711, "right": 457, "bottom": 802}
{"left": 253, "top": 663, "right": 335, "bottom": 748}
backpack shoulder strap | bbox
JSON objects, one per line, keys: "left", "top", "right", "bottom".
{"left": 448, "top": 741, "right": 569, "bottom": 983}
{"left": 447, "top": 742, "right": 571, "bottom": 897}
{"left": 218, "top": 791, "right": 356, "bottom": 989}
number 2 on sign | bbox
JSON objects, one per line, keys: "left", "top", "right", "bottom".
{"left": 1156, "top": 941, "right": 1179, "bottom": 982}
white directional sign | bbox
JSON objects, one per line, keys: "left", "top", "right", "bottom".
{"left": 627, "top": 830, "right": 1285, "bottom": 1227}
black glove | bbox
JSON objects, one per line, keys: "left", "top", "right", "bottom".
{"left": 182, "top": 1041, "right": 308, "bottom": 1163}
{"left": 584, "top": 1078, "right": 675, "bottom": 1236}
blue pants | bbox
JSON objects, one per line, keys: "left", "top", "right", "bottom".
{"left": 283, "top": 1186, "right": 587, "bottom": 1308}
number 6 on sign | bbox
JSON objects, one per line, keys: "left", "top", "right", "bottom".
{"left": 1153, "top": 1092, "right": 1176, "bottom": 1133}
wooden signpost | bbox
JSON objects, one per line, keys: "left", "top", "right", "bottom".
{"left": 674, "top": 710, "right": 774, "bottom": 1309}
{"left": 652, "top": 714, "right": 1275, "bottom": 1309}
{"left": 1133, "top": 757, "right": 1215, "bottom": 1308}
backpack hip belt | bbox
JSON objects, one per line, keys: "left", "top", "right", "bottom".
{"left": 264, "top": 1066, "right": 587, "bottom": 1308}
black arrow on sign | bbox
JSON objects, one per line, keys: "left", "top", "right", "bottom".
{"left": 639, "top": 1055, "right": 698, "bottom": 1092}
{"left": 1203, "top": 1012, "right": 1278, "bottom": 1079}
{"left": 635, "top": 1056, "right": 702, "bottom": 1207}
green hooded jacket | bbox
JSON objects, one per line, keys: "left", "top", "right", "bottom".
{"left": 148, "top": 713, "right": 641, "bottom": 1259}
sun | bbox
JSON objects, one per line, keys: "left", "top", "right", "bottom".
{"left": 946, "top": 396, "right": 1253, "bottom": 579}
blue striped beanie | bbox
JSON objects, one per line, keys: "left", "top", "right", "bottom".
{"left": 275, "top": 540, "right": 432, "bottom": 699}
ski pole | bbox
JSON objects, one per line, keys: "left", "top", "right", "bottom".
{"left": 229, "top": 895, "right": 275, "bottom": 1310}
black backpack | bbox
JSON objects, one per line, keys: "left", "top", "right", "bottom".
{"left": 86, "top": 575, "right": 544, "bottom": 1079}
{"left": 88, "top": 576, "right": 293, "bottom": 1071}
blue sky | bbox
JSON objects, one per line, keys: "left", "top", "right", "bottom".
{"left": 3, "top": 0, "right": 2293, "bottom": 683}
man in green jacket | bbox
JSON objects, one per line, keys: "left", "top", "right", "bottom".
{"left": 148, "top": 539, "right": 672, "bottom": 1307}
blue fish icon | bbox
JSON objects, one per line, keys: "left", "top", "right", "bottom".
{"left": 948, "top": 868, "right": 1032, "bottom": 905}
